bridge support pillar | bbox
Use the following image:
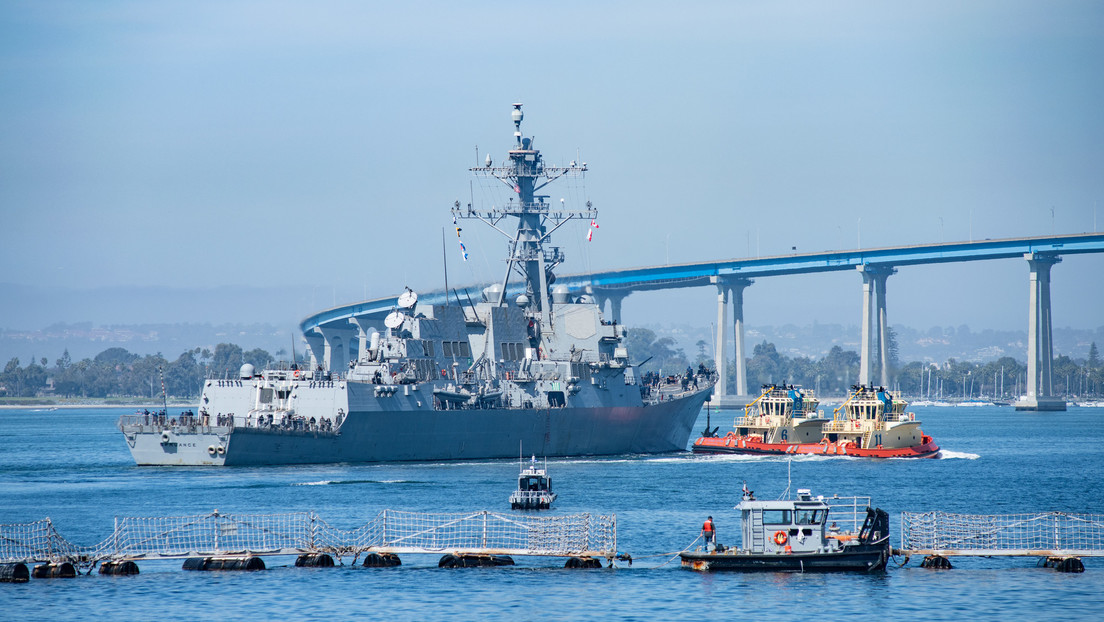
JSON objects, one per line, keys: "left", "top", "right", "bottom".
{"left": 1015, "top": 253, "right": 1065, "bottom": 411}
{"left": 711, "top": 277, "right": 752, "bottom": 399}
{"left": 713, "top": 280, "right": 729, "bottom": 399}
{"left": 302, "top": 330, "right": 326, "bottom": 371}
{"left": 349, "top": 317, "right": 379, "bottom": 363}
{"left": 858, "top": 265, "right": 896, "bottom": 387}
{"left": 731, "top": 279, "right": 752, "bottom": 397}
{"left": 608, "top": 293, "right": 626, "bottom": 325}
{"left": 591, "top": 290, "right": 628, "bottom": 324}
{"left": 316, "top": 326, "right": 355, "bottom": 374}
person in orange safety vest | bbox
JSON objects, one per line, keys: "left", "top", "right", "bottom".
{"left": 702, "top": 516, "right": 716, "bottom": 544}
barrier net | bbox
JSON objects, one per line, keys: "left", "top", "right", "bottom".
{"left": 900, "top": 511, "right": 1104, "bottom": 554}
{"left": 1, "top": 510, "right": 617, "bottom": 566}
{"left": 0, "top": 518, "right": 85, "bottom": 564}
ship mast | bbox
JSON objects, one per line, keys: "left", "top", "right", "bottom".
{"left": 453, "top": 104, "right": 595, "bottom": 331}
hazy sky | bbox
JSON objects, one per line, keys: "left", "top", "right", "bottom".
{"left": 2, "top": 1, "right": 1102, "bottom": 333}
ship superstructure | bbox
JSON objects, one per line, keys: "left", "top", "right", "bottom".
{"left": 119, "top": 104, "right": 715, "bottom": 465}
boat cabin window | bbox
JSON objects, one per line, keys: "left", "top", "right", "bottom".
{"left": 762, "top": 510, "right": 792, "bottom": 525}
{"left": 795, "top": 510, "right": 825, "bottom": 525}
{"left": 520, "top": 476, "right": 547, "bottom": 491}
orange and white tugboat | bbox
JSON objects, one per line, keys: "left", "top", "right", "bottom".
{"left": 692, "top": 384, "right": 940, "bottom": 458}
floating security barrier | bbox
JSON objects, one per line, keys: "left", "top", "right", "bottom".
{"left": 438, "top": 554, "right": 515, "bottom": 568}
{"left": 0, "top": 562, "right": 30, "bottom": 583}
{"left": 31, "top": 562, "right": 76, "bottom": 578}
{"left": 99, "top": 560, "right": 140, "bottom": 576}
{"left": 1041, "top": 557, "right": 1085, "bottom": 573}
{"left": 294, "top": 553, "right": 335, "bottom": 568}
{"left": 920, "top": 555, "right": 953, "bottom": 569}
{"left": 362, "top": 552, "right": 401, "bottom": 567}
{"left": 563, "top": 557, "right": 603, "bottom": 569}
{"left": 182, "top": 556, "right": 265, "bottom": 571}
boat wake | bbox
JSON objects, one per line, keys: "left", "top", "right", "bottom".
{"left": 936, "top": 450, "right": 980, "bottom": 460}
{"left": 294, "top": 479, "right": 426, "bottom": 486}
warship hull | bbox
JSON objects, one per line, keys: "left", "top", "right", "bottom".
{"left": 122, "top": 384, "right": 712, "bottom": 466}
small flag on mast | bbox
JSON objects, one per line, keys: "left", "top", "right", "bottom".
{"left": 455, "top": 226, "right": 468, "bottom": 261}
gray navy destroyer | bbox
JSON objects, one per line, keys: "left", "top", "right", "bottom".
{"left": 119, "top": 104, "right": 715, "bottom": 465}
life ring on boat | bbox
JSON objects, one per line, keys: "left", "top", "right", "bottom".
{"left": 294, "top": 370, "right": 300, "bottom": 379}
{"left": 773, "top": 531, "right": 788, "bottom": 545}
{"left": 909, "top": 412, "right": 914, "bottom": 421}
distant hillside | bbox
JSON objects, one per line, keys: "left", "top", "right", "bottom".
{"left": 0, "top": 322, "right": 295, "bottom": 364}
{"left": 643, "top": 322, "right": 1104, "bottom": 366}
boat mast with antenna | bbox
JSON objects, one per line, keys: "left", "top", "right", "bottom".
{"left": 453, "top": 104, "right": 595, "bottom": 333}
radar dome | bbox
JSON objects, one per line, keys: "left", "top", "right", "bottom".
{"left": 239, "top": 364, "right": 255, "bottom": 379}
{"left": 551, "top": 285, "right": 571, "bottom": 304}
{"left": 482, "top": 283, "right": 503, "bottom": 302}
{"left": 515, "top": 294, "right": 529, "bottom": 308}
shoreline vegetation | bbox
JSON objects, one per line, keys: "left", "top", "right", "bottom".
{"left": 0, "top": 402, "right": 192, "bottom": 410}
{"left": 2, "top": 335, "right": 1102, "bottom": 403}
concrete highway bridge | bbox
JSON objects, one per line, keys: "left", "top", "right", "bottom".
{"left": 300, "top": 232, "right": 1104, "bottom": 411}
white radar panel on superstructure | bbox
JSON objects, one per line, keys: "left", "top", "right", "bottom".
{"left": 384, "top": 311, "right": 406, "bottom": 329}
{"left": 398, "top": 288, "right": 418, "bottom": 309}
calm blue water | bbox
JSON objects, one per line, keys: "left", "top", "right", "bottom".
{"left": 2, "top": 405, "right": 1102, "bottom": 619}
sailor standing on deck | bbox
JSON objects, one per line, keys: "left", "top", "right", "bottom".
{"left": 702, "top": 516, "right": 716, "bottom": 545}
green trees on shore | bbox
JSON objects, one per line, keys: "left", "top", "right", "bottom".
{"left": 1, "top": 338, "right": 1101, "bottom": 400}
{"left": 1, "top": 344, "right": 283, "bottom": 400}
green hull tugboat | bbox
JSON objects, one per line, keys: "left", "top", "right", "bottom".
{"left": 681, "top": 487, "right": 890, "bottom": 572}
